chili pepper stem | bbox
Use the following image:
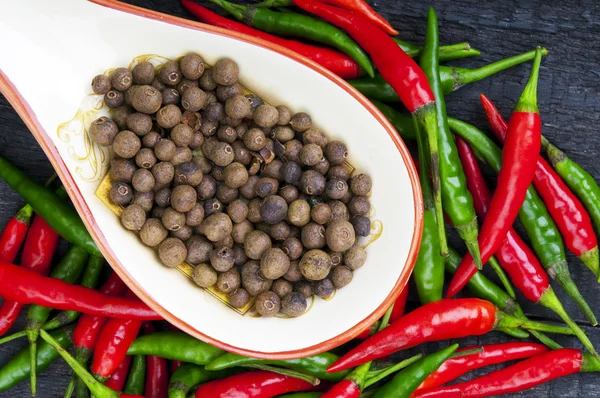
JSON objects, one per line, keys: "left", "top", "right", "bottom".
{"left": 455, "top": 218, "right": 482, "bottom": 269}
{"left": 0, "top": 329, "right": 26, "bottom": 345}
{"left": 63, "top": 376, "right": 75, "bottom": 398}
{"left": 514, "top": 47, "right": 543, "bottom": 112}
{"left": 550, "top": 260, "right": 598, "bottom": 325}
{"left": 415, "top": 107, "right": 448, "bottom": 256}
{"left": 15, "top": 204, "right": 33, "bottom": 224}
{"left": 495, "top": 311, "right": 576, "bottom": 335}
{"left": 582, "top": 353, "right": 600, "bottom": 372}
{"left": 488, "top": 256, "right": 517, "bottom": 299}
{"left": 579, "top": 247, "right": 600, "bottom": 279}
{"left": 363, "top": 354, "right": 423, "bottom": 389}
{"left": 27, "top": 329, "right": 39, "bottom": 395}
{"left": 529, "top": 330, "right": 563, "bottom": 350}
{"left": 538, "top": 288, "right": 599, "bottom": 357}
{"left": 39, "top": 330, "right": 120, "bottom": 398}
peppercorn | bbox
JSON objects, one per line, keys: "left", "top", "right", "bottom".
{"left": 153, "top": 138, "right": 176, "bottom": 162}
{"left": 352, "top": 215, "right": 371, "bottom": 237}
{"left": 168, "top": 185, "right": 196, "bottom": 213}
{"left": 156, "top": 104, "right": 182, "bottom": 129}
{"left": 314, "top": 278, "right": 334, "bottom": 299}
{"left": 142, "top": 131, "right": 161, "bottom": 149}
{"left": 162, "top": 207, "right": 186, "bottom": 232}
{"left": 223, "top": 95, "right": 251, "bottom": 119}
{"left": 204, "top": 198, "right": 223, "bottom": 216}
{"left": 131, "top": 85, "right": 162, "bottom": 114}
{"left": 139, "top": 218, "right": 168, "bottom": 247}
{"left": 259, "top": 195, "right": 288, "bottom": 225}
{"left": 282, "top": 237, "right": 303, "bottom": 261}
{"left": 217, "top": 269, "right": 241, "bottom": 294}
{"left": 299, "top": 170, "right": 326, "bottom": 195}
{"left": 173, "top": 161, "right": 202, "bottom": 187}
{"left": 230, "top": 218, "right": 253, "bottom": 244}
{"left": 135, "top": 190, "right": 154, "bottom": 214}
{"left": 189, "top": 132, "right": 205, "bottom": 150}
{"left": 260, "top": 248, "right": 290, "bottom": 280}
{"left": 240, "top": 175, "right": 259, "bottom": 199}
{"left": 92, "top": 74, "right": 111, "bottom": 95}
{"left": 325, "top": 178, "right": 348, "bottom": 200}
{"left": 244, "top": 230, "right": 272, "bottom": 260}
{"left": 329, "top": 251, "right": 343, "bottom": 267}
{"left": 212, "top": 58, "right": 239, "bottom": 86}
{"left": 244, "top": 128, "right": 267, "bottom": 151}
{"left": 111, "top": 105, "right": 133, "bottom": 129}
{"left": 109, "top": 182, "right": 133, "bottom": 206}
{"left": 350, "top": 173, "right": 372, "bottom": 196}
{"left": 326, "top": 220, "right": 355, "bottom": 252}
{"left": 242, "top": 261, "right": 272, "bottom": 296}
{"left": 286, "top": 199, "right": 309, "bottom": 227}
{"left": 151, "top": 78, "right": 166, "bottom": 92}
{"left": 229, "top": 288, "right": 250, "bottom": 308}
{"left": 348, "top": 196, "right": 370, "bottom": 216}
{"left": 226, "top": 199, "right": 248, "bottom": 224}
{"left": 299, "top": 249, "right": 331, "bottom": 281}
{"left": 290, "top": 112, "right": 312, "bottom": 132}
{"left": 170, "top": 224, "right": 193, "bottom": 241}
{"left": 132, "top": 61, "right": 155, "bottom": 85}
{"left": 211, "top": 142, "right": 235, "bottom": 167}
{"left": 89, "top": 117, "right": 118, "bottom": 146}
{"left": 255, "top": 291, "right": 280, "bottom": 316}
{"left": 281, "top": 292, "right": 307, "bottom": 317}
{"left": 277, "top": 185, "right": 298, "bottom": 204}
{"left": 110, "top": 67, "right": 133, "bottom": 91}
{"left": 196, "top": 175, "right": 217, "bottom": 200}
{"left": 184, "top": 203, "right": 204, "bottom": 227}
{"left": 154, "top": 188, "right": 171, "bottom": 208}
{"left": 246, "top": 199, "right": 262, "bottom": 224}
{"left": 301, "top": 222, "right": 327, "bottom": 249}
{"left": 284, "top": 140, "right": 303, "bottom": 163}
{"left": 294, "top": 280, "right": 314, "bottom": 298}
{"left": 192, "top": 263, "right": 217, "bottom": 287}
{"left": 216, "top": 83, "right": 243, "bottom": 102}
{"left": 179, "top": 53, "right": 204, "bottom": 80}
{"left": 120, "top": 204, "right": 146, "bottom": 231}
{"left": 325, "top": 141, "right": 348, "bottom": 166}
{"left": 111, "top": 157, "right": 137, "bottom": 183}
{"left": 199, "top": 69, "right": 217, "bottom": 91}
{"left": 209, "top": 246, "right": 235, "bottom": 272}
{"left": 245, "top": 94, "right": 264, "bottom": 117}
{"left": 159, "top": 60, "right": 182, "bottom": 86}
{"left": 161, "top": 88, "right": 181, "bottom": 106}
{"left": 199, "top": 213, "right": 233, "bottom": 242}
{"left": 328, "top": 200, "right": 350, "bottom": 223}
{"left": 132, "top": 169, "right": 155, "bottom": 193}
{"left": 152, "top": 207, "right": 166, "bottom": 219}
{"left": 185, "top": 235, "right": 213, "bottom": 265}
{"left": 215, "top": 126, "right": 236, "bottom": 145}
{"left": 253, "top": 104, "right": 279, "bottom": 128}
{"left": 179, "top": 87, "right": 206, "bottom": 112}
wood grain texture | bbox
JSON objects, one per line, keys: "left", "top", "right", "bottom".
{"left": 0, "top": 0, "right": 599, "bottom": 396}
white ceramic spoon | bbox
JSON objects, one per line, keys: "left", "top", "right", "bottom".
{"left": 0, "top": 0, "right": 421, "bottom": 359}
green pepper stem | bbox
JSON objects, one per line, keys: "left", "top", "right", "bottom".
{"left": 414, "top": 110, "right": 449, "bottom": 256}
{"left": 63, "top": 377, "right": 76, "bottom": 398}
{"left": 39, "top": 330, "right": 119, "bottom": 398}
{"left": 394, "top": 39, "right": 479, "bottom": 61}
{"left": 455, "top": 218, "right": 482, "bottom": 269}
{"left": 487, "top": 256, "right": 517, "bottom": 299}
{"left": 253, "top": 0, "right": 293, "bottom": 7}
{"left": 28, "top": 333, "right": 37, "bottom": 395}
{"left": 0, "top": 329, "right": 26, "bottom": 345}
{"left": 550, "top": 260, "right": 598, "bottom": 326}
{"left": 454, "top": 48, "right": 548, "bottom": 92}
{"left": 363, "top": 353, "right": 423, "bottom": 388}
{"left": 497, "top": 327, "right": 530, "bottom": 339}
{"left": 529, "top": 330, "right": 563, "bottom": 350}
{"left": 208, "top": 0, "right": 245, "bottom": 21}
{"left": 582, "top": 353, "right": 600, "bottom": 372}
{"left": 244, "top": 364, "right": 320, "bottom": 385}
{"left": 538, "top": 288, "right": 599, "bottom": 357}
{"left": 496, "top": 311, "right": 576, "bottom": 335}
{"left": 15, "top": 204, "right": 33, "bottom": 224}
{"left": 514, "top": 47, "right": 544, "bottom": 113}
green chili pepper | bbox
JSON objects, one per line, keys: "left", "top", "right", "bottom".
{"left": 348, "top": 48, "right": 548, "bottom": 101}
{"left": 205, "top": 351, "right": 348, "bottom": 382}
{"left": 168, "top": 364, "right": 239, "bottom": 398}
{"left": 369, "top": 100, "right": 415, "bottom": 140}
{"left": 421, "top": 8, "right": 479, "bottom": 264}
{"left": 413, "top": 114, "right": 445, "bottom": 303}
{"left": 0, "top": 326, "right": 73, "bottom": 391}
{"left": 123, "top": 355, "right": 146, "bottom": 395}
{"left": 373, "top": 344, "right": 459, "bottom": 398}
{"left": 488, "top": 256, "right": 517, "bottom": 300}
{"left": 43, "top": 255, "right": 105, "bottom": 331}
{"left": 26, "top": 245, "right": 88, "bottom": 395}
{"left": 210, "top": 0, "right": 374, "bottom": 77}
{"left": 0, "top": 156, "right": 100, "bottom": 256}
{"left": 126, "top": 332, "right": 223, "bottom": 365}
{"left": 394, "top": 39, "right": 480, "bottom": 62}
{"left": 448, "top": 117, "right": 597, "bottom": 325}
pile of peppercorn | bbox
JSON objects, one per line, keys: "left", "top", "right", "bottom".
{"left": 88, "top": 53, "right": 372, "bottom": 317}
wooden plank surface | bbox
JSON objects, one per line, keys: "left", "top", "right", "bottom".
{"left": 0, "top": 0, "right": 599, "bottom": 396}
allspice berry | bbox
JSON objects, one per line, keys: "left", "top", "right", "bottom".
{"left": 121, "top": 204, "right": 146, "bottom": 231}
{"left": 260, "top": 248, "right": 290, "bottom": 280}
{"left": 180, "top": 53, "right": 205, "bottom": 80}
{"left": 255, "top": 291, "right": 280, "bottom": 316}
{"left": 344, "top": 245, "right": 367, "bottom": 270}
{"left": 224, "top": 162, "right": 249, "bottom": 189}
{"left": 326, "top": 220, "right": 356, "bottom": 252}
{"left": 241, "top": 261, "right": 272, "bottom": 296}
{"left": 200, "top": 213, "right": 233, "bottom": 242}
{"left": 229, "top": 288, "right": 250, "bottom": 308}
{"left": 170, "top": 185, "right": 197, "bottom": 213}
{"left": 260, "top": 195, "right": 288, "bottom": 225}
{"left": 131, "top": 85, "right": 162, "bottom": 114}
{"left": 140, "top": 218, "right": 168, "bottom": 247}
{"left": 92, "top": 74, "right": 111, "bottom": 95}
{"left": 299, "top": 249, "right": 331, "bottom": 280}
{"left": 212, "top": 58, "right": 239, "bottom": 86}
{"left": 331, "top": 265, "right": 353, "bottom": 288}
{"left": 244, "top": 230, "right": 272, "bottom": 260}
{"left": 350, "top": 173, "right": 373, "bottom": 196}
{"left": 192, "top": 263, "right": 217, "bottom": 288}
{"left": 158, "top": 237, "right": 187, "bottom": 268}
{"left": 217, "top": 269, "right": 240, "bottom": 293}
{"left": 281, "top": 292, "right": 307, "bottom": 317}
{"left": 89, "top": 117, "right": 118, "bottom": 146}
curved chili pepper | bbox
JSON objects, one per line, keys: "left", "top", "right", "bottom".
{"left": 481, "top": 94, "right": 600, "bottom": 278}
{"left": 92, "top": 291, "right": 144, "bottom": 380}
{"left": 181, "top": 0, "right": 362, "bottom": 79}
{"left": 447, "top": 48, "right": 544, "bottom": 297}
{"left": 456, "top": 136, "right": 597, "bottom": 355}
{"left": 293, "top": 0, "right": 449, "bottom": 256}
{"left": 0, "top": 263, "right": 160, "bottom": 319}
{"left": 319, "top": 0, "right": 397, "bottom": 34}
{"left": 123, "top": 355, "right": 146, "bottom": 395}
{"left": 27, "top": 244, "right": 88, "bottom": 395}
{"left": 542, "top": 137, "right": 600, "bottom": 277}
{"left": 141, "top": 322, "right": 169, "bottom": 398}
{"left": 43, "top": 254, "right": 106, "bottom": 331}
{"left": 126, "top": 332, "right": 223, "bottom": 365}
{"left": 0, "top": 156, "right": 100, "bottom": 256}
{"left": 0, "top": 326, "right": 73, "bottom": 392}
{"left": 373, "top": 344, "right": 458, "bottom": 398}
{"left": 194, "top": 370, "right": 315, "bottom": 398}
{"left": 417, "top": 342, "right": 547, "bottom": 392}
{"left": 206, "top": 351, "right": 347, "bottom": 381}
{"left": 39, "top": 329, "right": 143, "bottom": 398}
{"left": 209, "top": 0, "right": 374, "bottom": 77}
{"left": 0, "top": 215, "right": 60, "bottom": 336}
{"left": 448, "top": 117, "right": 597, "bottom": 325}
{"left": 414, "top": 348, "right": 600, "bottom": 397}
{"left": 106, "top": 355, "right": 133, "bottom": 392}
{"left": 168, "top": 364, "right": 239, "bottom": 398}
{"left": 347, "top": 48, "right": 546, "bottom": 102}
{"left": 0, "top": 204, "right": 32, "bottom": 263}
{"left": 327, "top": 298, "right": 574, "bottom": 373}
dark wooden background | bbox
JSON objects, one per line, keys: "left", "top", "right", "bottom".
{"left": 1, "top": 0, "right": 599, "bottom": 396}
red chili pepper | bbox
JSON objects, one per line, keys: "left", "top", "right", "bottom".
{"left": 355, "top": 286, "right": 409, "bottom": 340}
{"left": 0, "top": 263, "right": 160, "bottom": 320}
{"left": 0, "top": 215, "right": 59, "bottom": 336}
{"left": 480, "top": 94, "right": 600, "bottom": 276}
{"left": 456, "top": 137, "right": 598, "bottom": 356}
{"left": 92, "top": 291, "right": 144, "bottom": 379}
{"left": 142, "top": 322, "right": 168, "bottom": 398}
{"left": 181, "top": 0, "right": 361, "bottom": 79}
{"left": 327, "top": 298, "right": 574, "bottom": 373}
{"left": 194, "top": 370, "right": 315, "bottom": 397}
{"left": 446, "top": 47, "right": 544, "bottom": 298}
{"left": 318, "top": 0, "right": 398, "bottom": 35}
{"left": 0, "top": 205, "right": 32, "bottom": 263}
{"left": 105, "top": 355, "right": 133, "bottom": 392}
{"left": 416, "top": 342, "right": 548, "bottom": 392}
{"left": 414, "top": 348, "right": 600, "bottom": 397}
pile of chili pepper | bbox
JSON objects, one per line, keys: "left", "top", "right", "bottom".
{"left": 0, "top": 0, "right": 599, "bottom": 397}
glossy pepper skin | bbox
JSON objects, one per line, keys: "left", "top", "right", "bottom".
{"left": 447, "top": 48, "right": 544, "bottom": 297}
{"left": 0, "top": 263, "right": 160, "bottom": 319}
{"left": 127, "top": 331, "right": 223, "bottom": 365}
{"left": 417, "top": 342, "right": 548, "bottom": 392}
{"left": 448, "top": 117, "right": 597, "bottom": 325}
{"left": 319, "top": 0, "right": 397, "bottom": 35}
{"left": 0, "top": 214, "right": 59, "bottom": 336}
{"left": 0, "top": 204, "right": 32, "bottom": 263}
{"left": 414, "top": 348, "right": 600, "bottom": 397}
{"left": 168, "top": 364, "right": 239, "bottom": 398}
{"left": 105, "top": 355, "right": 133, "bottom": 392}
{"left": 481, "top": 94, "right": 600, "bottom": 278}
{"left": 0, "top": 156, "right": 100, "bottom": 256}
{"left": 374, "top": 344, "right": 458, "bottom": 398}
{"left": 142, "top": 322, "right": 169, "bottom": 398}
{"left": 123, "top": 355, "right": 146, "bottom": 395}
{"left": 194, "top": 370, "right": 315, "bottom": 398}
{"left": 181, "top": 0, "right": 362, "bottom": 79}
